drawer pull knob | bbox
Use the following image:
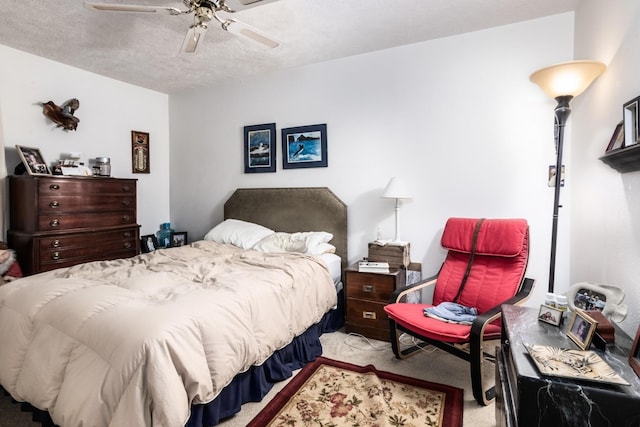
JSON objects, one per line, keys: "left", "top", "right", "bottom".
{"left": 122, "top": 200, "right": 130, "bottom": 206}
{"left": 122, "top": 186, "right": 130, "bottom": 192}
{"left": 51, "top": 240, "right": 61, "bottom": 248}
{"left": 122, "top": 215, "right": 130, "bottom": 222}
{"left": 124, "top": 242, "right": 132, "bottom": 249}
{"left": 123, "top": 232, "right": 132, "bottom": 238}
{"left": 49, "top": 201, "right": 60, "bottom": 208}
{"left": 363, "top": 284, "right": 375, "bottom": 293}
{"left": 49, "top": 219, "right": 60, "bottom": 227}
{"left": 51, "top": 252, "right": 60, "bottom": 260}
{"left": 362, "top": 311, "right": 377, "bottom": 320}
{"left": 49, "top": 184, "right": 60, "bottom": 191}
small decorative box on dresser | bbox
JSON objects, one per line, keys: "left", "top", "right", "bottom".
{"left": 345, "top": 264, "right": 407, "bottom": 341}
{"left": 8, "top": 175, "right": 140, "bottom": 275}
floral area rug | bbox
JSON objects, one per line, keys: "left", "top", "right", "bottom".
{"left": 247, "top": 356, "right": 463, "bottom": 427}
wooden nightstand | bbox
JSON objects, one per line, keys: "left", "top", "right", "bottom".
{"left": 344, "top": 264, "right": 406, "bottom": 341}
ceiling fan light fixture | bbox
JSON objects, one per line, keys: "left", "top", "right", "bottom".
{"left": 181, "top": 23, "right": 208, "bottom": 53}
{"left": 222, "top": 19, "right": 279, "bottom": 48}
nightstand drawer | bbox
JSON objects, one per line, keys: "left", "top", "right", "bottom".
{"left": 346, "top": 298, "right": 389, "bottom": 330}
{"left": 345, "top": 271, "right": 402, "bottom": 301}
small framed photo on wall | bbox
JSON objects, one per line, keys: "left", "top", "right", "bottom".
{"left": 281, "top": 124, "right": 327, "bottom": 169}
{"left": 132, "top": 131, "right": 150, "bottom": 174}
{"left": 623, "top": 97, "right": 639, "bottom": 147}
{"left": 244, "top": 123, "right": 276, "bottom": 173}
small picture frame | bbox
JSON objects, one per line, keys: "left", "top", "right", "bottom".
{"left": 16, "top": 145, "right": 51, "bottom": 175}
{"left": 623, "top": 97, "right": 639, "bottom": 147}
{"left": 567, "top": 310, "right": 598, "bottom": 350}
{"left": 629, "top": 325, "right": 640, "bottom": 378}
{"left": 538, "top": 304, "right": 563, "bottom": 327}
{"left": 140, "top": 234, "right": 159, "bottom": 253}
{"left": 606, "top": 121, "right": 625, "bottom": 152}
{"left": 244, "top": 123, "right": 276, "bottom": 173}
{"left": 132, "top": 130, "right": 150, "bottom": 174}
{"left": 170, "top": 231, "right": 188, "bottom": 247}
{"left": 281, "top": 123, "right": 328, "bottom": 169}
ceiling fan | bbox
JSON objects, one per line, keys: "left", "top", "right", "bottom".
{"left": 83, "top": 0, "right": 280, "bottom": 53}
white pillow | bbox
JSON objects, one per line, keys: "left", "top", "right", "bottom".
{"left": 203, "top": 219, "right": 274, "bottom": 249}
{"left": 252, "top": 231, "right": 334, "bottom": 255}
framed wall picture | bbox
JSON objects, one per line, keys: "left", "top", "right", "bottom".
{"left": 140, "top": 234, "right": 159, "bottom": 253}
{"left": 623, "top": 97, "right": 639, "bottom": 147}
{"left": 15, "top": 145, "right": 51, "bottom": 175}
{"left": 281, "top": 123, "right": 327, "bottom": 169}
{"left": 170, "top": 231, "right": 188, "bottom": 247}
{"left": 567, "top": 310, "right": 598, "bottom": 351}
{"left": 132, "top": 131, "right": 150, "bottom": 174}
{"left": 606, "top": 121, "right": 625, "bottom": 152}
{"left": 538, "top": 304, "right": 563, "bottom": 327}
{"left": 244, "top": 123, "right": 276, "bottom": 173}
{"left": 629, "top": 325, "right": 640, "bottom": 378}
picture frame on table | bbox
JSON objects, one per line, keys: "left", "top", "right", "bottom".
{"left": 538, "top": 304, "right": 563, "bottom": 327}
{"left": 244, "top": 123, "right": 276, "bottom": 173}
{"left": 606, "top": 121, "right": 625, "bottom": 152}
{"left": 131, "top": 130, "right": 150, "bottom": 174}
{"left": 567, "top": 310, "right": 598, "bottom": 351}
{"left": 629, "top": 324, "right": 640, "bottom": 378}
{"left": 623, "top": 97, "right": 639, "bottom": 147}
{"left": 16, "top": 145, "right": 51, "bottom": 176}
{"left": 170, "top": 232, "right": 188, "bottom": 247}
{"left": 281, "top": 123, "right": 327, "bottom": 169}
{"left": 141, "top": 234, "right": 158, "bottom": 253}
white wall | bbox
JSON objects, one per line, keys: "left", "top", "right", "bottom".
{"left": 0, "top": 44, "right": 171, "bottom": 236}
{"left": 170, "top": 13, "right": 575, "bottom": 307}
{"left": 572, "top": 0, "right": 640, "bottom": 335}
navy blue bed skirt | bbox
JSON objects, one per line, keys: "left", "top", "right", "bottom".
{"left": 186, "top": 289, "right": 344, "bottom": 426}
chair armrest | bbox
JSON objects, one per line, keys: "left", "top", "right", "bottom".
{"left": 389, "top": 274, "right": 438, "bottom": 303}
{"left": 470, "top": 277, "right": 535, "bottom": 336}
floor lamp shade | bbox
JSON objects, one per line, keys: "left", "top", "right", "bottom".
{"left": 382, "top": 178, "right": 412, "bottom": 244}
{"left": 530, "top": 60, "right": 606, "bottom": 293}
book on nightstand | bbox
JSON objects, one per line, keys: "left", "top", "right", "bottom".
{"left": 357, "top": 261, "right": 390, "bottom": 273}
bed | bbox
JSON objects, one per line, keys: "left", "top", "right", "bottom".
{"left": 0, "top": 187, "right": 348, "bottom": 427}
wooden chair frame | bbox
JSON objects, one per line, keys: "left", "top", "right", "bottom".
{"left": 387, "top": 274, "right": 534, "bottom": 405}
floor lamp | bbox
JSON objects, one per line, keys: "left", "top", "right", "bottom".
{"left": 530, "top": 60, "right": 606, "bottom": 293}
{"left": 382, "top": 177, "right": 412, "bottom": 245}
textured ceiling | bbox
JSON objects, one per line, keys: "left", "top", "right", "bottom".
{"left": 0, "top": 0, "right": 578, "bottom": 94}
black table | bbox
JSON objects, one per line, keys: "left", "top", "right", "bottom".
{"left": 496, "top": 304, "right": 640, "bottom": 427}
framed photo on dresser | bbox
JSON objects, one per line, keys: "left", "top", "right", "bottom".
{"left": 629, "top": 325, "right": 640, "bottom": 378}
{"left": 16, "top": 145, "right": 51, "bottom": 175}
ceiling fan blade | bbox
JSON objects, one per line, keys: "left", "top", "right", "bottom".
{"left": 181, "top": 24, "right": 208, "bottom": 53}
{"left": 84, "top": 2, "right": 183, "bottom": 15}
{"left": 223, "top": 19, "right": 279, "bottom": 49}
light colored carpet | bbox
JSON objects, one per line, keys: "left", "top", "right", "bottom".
{"left": 220, "top": 330, "right": 497, "bottom": 427}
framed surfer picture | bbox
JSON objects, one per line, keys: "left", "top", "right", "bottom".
{"left": 281, "top": 124, "right": 327, "bottom": 169}
{"left": 244, "top": 123, "right": 276, "bottom": 173}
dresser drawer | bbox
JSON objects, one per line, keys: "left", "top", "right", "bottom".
{"left": 38, "top": 211, "right": 136, "bottom": 231}
{"left": 38, "top": 228, "right": 137, "bottom": 251}
{"left": 39, "top": 195, "right": 135, "bottom": 213}
{"left": 38, "top": 178, "right": 135, "bottom": 195}
{"left": 37, "top": 228, "right": 139, "bottom": 269}
{"left": 345, "top": 271, "right": 399, "bottom": 301}
{"left": 346, "top": 298, "right": 389, "bottom": 330}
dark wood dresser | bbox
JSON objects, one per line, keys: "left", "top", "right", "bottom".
{"left": 8, "top": 175, "right": 140, "bottom": 275}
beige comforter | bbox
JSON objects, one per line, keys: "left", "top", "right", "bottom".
{"left": 0, "top": 241, "right": 337, "bottom": 427}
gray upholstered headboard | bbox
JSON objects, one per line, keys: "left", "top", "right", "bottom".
{"left": 224, "top": 187, "right": 348, "bottom": 270}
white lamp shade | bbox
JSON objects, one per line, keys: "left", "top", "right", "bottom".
{"left": 530, "top": 60, "right": 606, "bottom": 99}
{"left": 382, "top": 177, "right": 412, "bottom": 199}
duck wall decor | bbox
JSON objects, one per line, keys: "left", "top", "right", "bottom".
{"left": 41, "top": 98, "right": 80, "bottom": 131}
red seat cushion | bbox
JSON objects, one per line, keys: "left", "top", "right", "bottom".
{"left": 384, "top": 303, "right": 502, "bottom": 343}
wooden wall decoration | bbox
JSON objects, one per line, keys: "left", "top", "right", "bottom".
{"left": 131, "top": 131, "right": 150, "bottom": 174}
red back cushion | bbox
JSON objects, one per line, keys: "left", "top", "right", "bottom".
{"left": 433, "top": 218, "right": 529, "bottom": 314}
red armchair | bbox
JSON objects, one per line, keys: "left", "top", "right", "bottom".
{"left": 384, "top": 217, "right": 534, "bottom": 405}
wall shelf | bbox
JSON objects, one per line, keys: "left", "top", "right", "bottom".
{"left": 599, "top": 144, "right": 640, "bottom": 173}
